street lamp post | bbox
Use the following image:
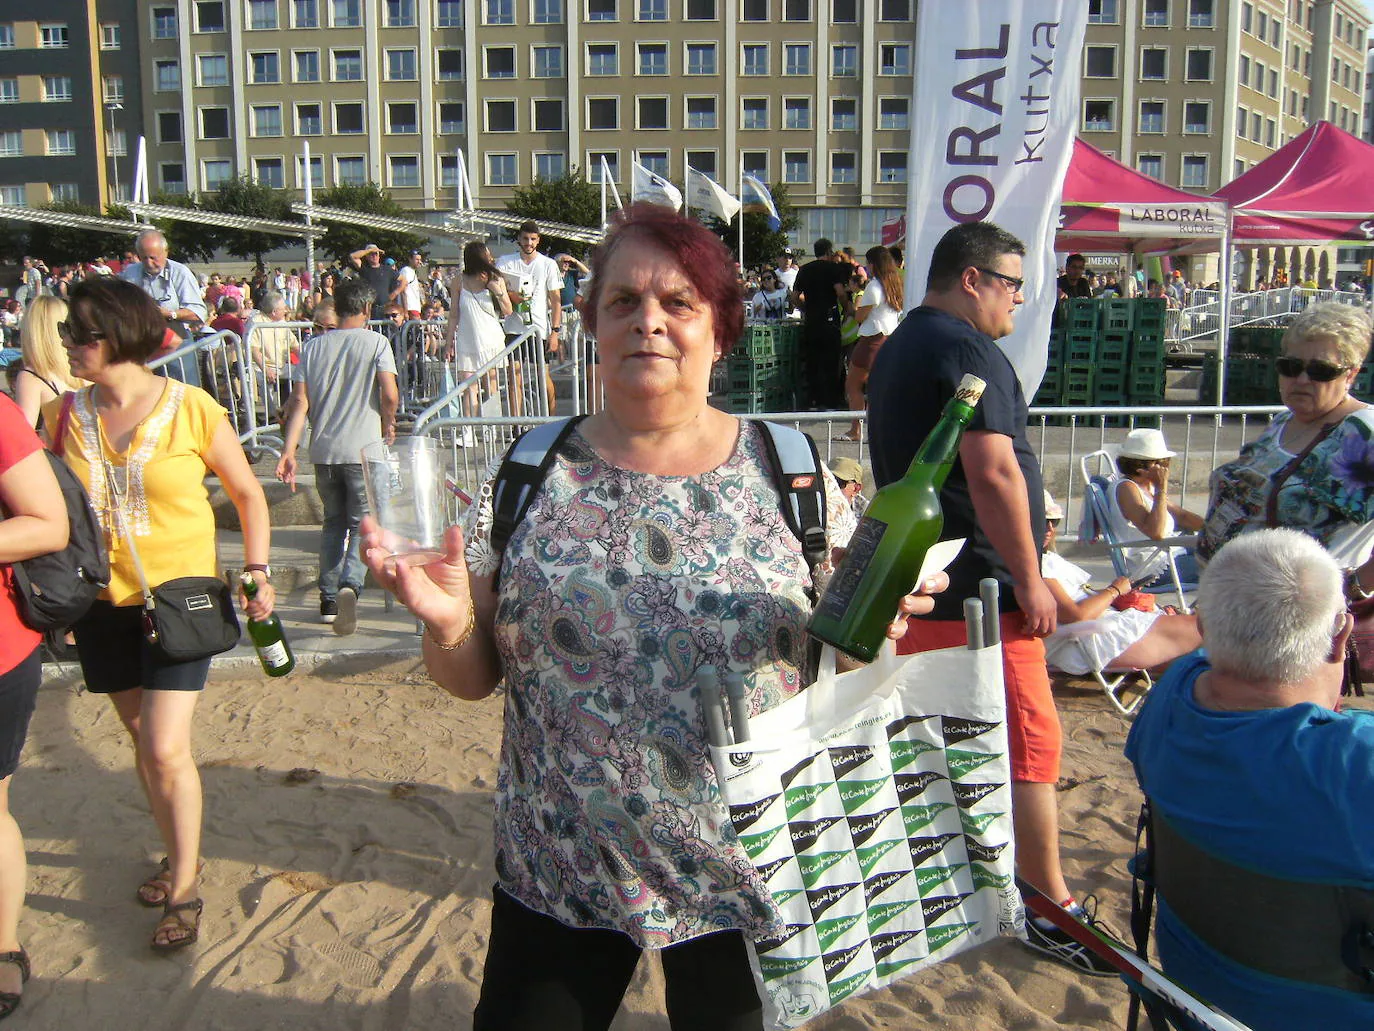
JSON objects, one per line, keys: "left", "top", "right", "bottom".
{"left": 105, "top": 101, "right": 123, "bottom": 205}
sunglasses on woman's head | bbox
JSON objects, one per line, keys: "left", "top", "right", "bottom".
{"left": 1275, "top": 356, "right": 1349, "bottom": 381}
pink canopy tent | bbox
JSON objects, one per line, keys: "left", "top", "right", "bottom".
{"left": 1057, "top": 138, "right": 1228, "bottom": 254}
{"left": 1215, "top": 121, "right": 1374, "bottom": 245}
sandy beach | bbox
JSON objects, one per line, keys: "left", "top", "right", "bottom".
{"left": 12, "top": 654, "right": 1189, "bottom": 1030}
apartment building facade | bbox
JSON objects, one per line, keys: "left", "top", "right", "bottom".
{"left": 0, "top": 0, "right": 143, "bottom": 208}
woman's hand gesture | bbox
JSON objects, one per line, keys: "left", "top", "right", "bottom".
{"left": 361, "top": 517, "right": 475, "bottom": 641}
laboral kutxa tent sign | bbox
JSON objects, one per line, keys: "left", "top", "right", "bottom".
{"left": 904, "top": 1, "right": 1089, "bottom": 398}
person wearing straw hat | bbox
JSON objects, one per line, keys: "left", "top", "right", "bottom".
{"left": 1107, "top": 427, "right": 1203, "bottom": 584}
{"left": 828, "top": 456, "right": 868, "bottom": 516}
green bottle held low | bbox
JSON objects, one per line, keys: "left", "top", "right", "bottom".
{"left": 239, "top": 571, "right": 296, "bottom": 677}
{"left": 807, "top": 373, "right": 986, "bottom": 662}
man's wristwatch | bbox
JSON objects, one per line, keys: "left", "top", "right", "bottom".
{"left": 244, "top": 563, "right": 272, "bottom": 579}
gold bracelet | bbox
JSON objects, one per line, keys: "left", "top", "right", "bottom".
{"left": 425, "top": 604, "right": 477, "bottom": 651}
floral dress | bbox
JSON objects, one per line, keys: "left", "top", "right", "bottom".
{"left": 463, "top": 422, "right": 856, "bottom": 947}
{"left": 1199, "top": 407, "right": 1374, "bottom": 562}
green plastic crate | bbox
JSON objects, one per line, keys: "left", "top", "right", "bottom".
{"left": 1103, "top": 300, "right": 1134, "bottom": 332}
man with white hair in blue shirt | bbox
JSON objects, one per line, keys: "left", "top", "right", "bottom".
{"left": 121, "top": 228, "right": 208, "bottom": 384}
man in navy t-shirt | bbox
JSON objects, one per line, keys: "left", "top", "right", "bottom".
{"left": 868, "top": 221, "right": 1115, "bottom": 977}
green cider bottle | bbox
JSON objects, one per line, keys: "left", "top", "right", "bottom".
{"left": 239, "top": 572, "right": 296, "bottom": 677}
{"left": 807, "top": 373, "right": 986, "bottom": 662}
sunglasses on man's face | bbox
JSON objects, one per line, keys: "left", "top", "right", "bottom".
{"left": 1275, "top": 356, "right": 1350, "bottom": 381}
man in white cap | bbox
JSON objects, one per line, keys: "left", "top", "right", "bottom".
{"left": 776, "top": 249, "right": 799, "bottom": 292}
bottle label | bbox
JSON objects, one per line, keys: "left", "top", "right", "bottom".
{"left": 815, "top": 516, "right": 887, "bottom": 620}
{"left": 260, "top": 641, "right": 290, "bottom": 668}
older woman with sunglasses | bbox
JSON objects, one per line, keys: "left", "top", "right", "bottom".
{"left": 1199, "top": 303, "right": 1374, "bottom": 581}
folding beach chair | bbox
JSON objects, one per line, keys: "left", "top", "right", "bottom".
{"left": 1079, "top": 450, "right": 1197, "bottom": 614}
{"left": 1046, "top": 621, "right": 1154, "bottom": 716}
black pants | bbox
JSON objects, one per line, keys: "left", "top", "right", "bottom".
{"left": 801, "top": 318, "right": 844, "bottom": 410}
{"left": 473, "top": 888, "right": 764, "bottom": 1031}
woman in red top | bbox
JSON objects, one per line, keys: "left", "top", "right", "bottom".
{"left": 0, "top": 393, "right": 70, "bottom": 1020}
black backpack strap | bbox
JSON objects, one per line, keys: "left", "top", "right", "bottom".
{"left": 489, "top": 417, "right": 585, "bottom": 583}
{"left": 755, "top": 420, "right": 828, "bottom": 575}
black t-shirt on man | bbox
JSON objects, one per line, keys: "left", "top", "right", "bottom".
{"left": 792, "top": 258, "right": 852, "bottom": 323}
{"left": 866, "top": 305, "right": 1045, "bottom": 621}
{"left": 358, "top": 264, "right": 399, "bottom": 306}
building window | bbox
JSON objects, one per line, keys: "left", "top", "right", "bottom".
{"left": 333, "top": 102, "right": 364, "bottom": 134}
{"left": 879, "top": 43, "right": 911, "bottom": 75}
{"left": 1137, "top": 153, "right": 1163, "bottom": 180}
{"left": 783, "top": 150, "right": 810, "bottom": 183}
{"left": 296, "top": 103, "right": 322, "bottom": 134}
{"left": 101, "top": 22, "right": 122, "bottom": 48}
{"left": 152, "top": 6, "right": 178, "bottom": 37}
{"left": 436, "top": 0, "right": 462, "bottom": 24}
{"left": 830, "top": 97, "right": 857, "bottom": 130}
{"left": 878, "top": 96, "right": 909, "bottom": 130}
{"left": 534, "top": 0, "right": 564, "bottom": 21}
{"left": 0, "top": 26, "right": 13, "bottom": 49}
{"left": 586, "top": 0, "right": 616, "bottom": 20}
{"left": 685, "top": 0, "right": 716, "bottom": 18}
{"left": 484, "top": 46, "right": 516, "bottom": 78}
{"left": 336, "top": 155, "right": 366, "bottom": 185}
{"left": 107, "top": 129, "right": 128, "bottom": 156}
{"left": 1087, "top": 0, "right": 1118, "bottom": 23}
{"left": 46, "top": 130, "right": 76, "bottom": 155}
{"left": 830, "top": 151, "right": 856, "bottom": 183}
{"left": 686, "top": 150, "right": 716, "bottom": 177}
{"left": 103, "top": 74, "right": 126, "bottom": 102}
{"left": 387, "top": 102, "right": 418, "bottom": 134}
{"left": 587, "top": 151, "right": 619, "bottom": 182}
{"left": 250, "top": 52, "right": 281, "bottom": 84}
{"left": 638, "top": 96, "right": 669, "bottom": 129}
{"left": 160, "top": 163, "right": 187, "bottom": 193}
{"left": 1084, "top": 46, "right": 1116, "bottom": 78}
{"left": 585, "top": 97, "right": 619, "bottom": 129}
{"left": 255, "top": 157, "right": 284, "bottom": 188}
{"left": 251, "top": 105, "right": 283, "bottom": 136}
{"left": 333, "top": 49, "right": 363, "bottom": 80}
{"left": 1180, "top": 154, "right": 1207, "bottom": 188}
{"left": 1083, "top": 98, "right": 1115, "bottom": 131}
{"left": 203, "top": 159, "right": 233, "bottom": 190}
{"left": 533, "top": 98, "right": 565, "bottom": 130}
{"left": 0, "top": 132, "right": 23, "bottom": 158}
{"left": 486, "top": 98, "right": 517, "bottom": 131}
{"left": 487, "top": 153, "right": 517, "bottom": 185}
{"left": 40, "top": 24, "right": 70, "bottom": 47}
{"left": 43, "top": 75, "right": 74, "bottom": 101}
{"left": 1267, "top": 68, "right": 1278, "bottom": 97}
{"left": 534, "top": 152, "right": 566, "bottom": 179}
{"left": 587, "top": 43, "right": 618, "bottom": 75}
{"left": 1187, "top": 0, "right": 1213, "bottom": 28}
{"left": 1140, "top": 47, "right": 1167, "bottom": 80}
{"left": 784, "top": 43, "right": 811, "bottom": 76}
{"left": 832, "top": 44, "right": 857, "bottom": 77}
{"left": 0, "top": 80, "right": 16, "bottom": 104}
{"left": 638, "top": 0, "right": 666, "bottom": 17}
{"left": 686, "top": 42, "right": 717, "bottom": 75}
{"left": 742, "top": 151, "right": 767, "bottom": 178}
{"left": 0, "top": 187, "right": 25, "bottom": 206}
{"left": 197, "top": 54, "right": 227, "bottom": 86}
{"left": 1265, "top": 117, "right": 1276, "bottom": 148}
{"left": 1183, "top": 101, "right": 1210, "bottom": 133}
{"left": 248, "top": 0, "right": 278, "bottom": 28}
{"left": 331, "top": 0, "right": 361, "bottom": 26}
{"left": 640, "top": 42, "right": 669, "bottom": 75}
{"left": 1251, "top": 110, "right": 1261, "bottom": 140}
{"left": 158, "top": 111, "right": 183, "bottom": 143}
{"left": 1139, "top": 100, "right": 1165, "bottom": 133}
{"left": 533, "top": 45, "right": 563, "bottom": 77}
{"left": 877, "top": 151, "right": 907, "bottom": 183}
{"left": 293, "top": 0, "right": 319, "bottom": 25}
{"left": 294, "top": 50, "right": 320, "bottom": 81}
{"left": 386, "top": 0, "right": 416, "bottom": 25}
{"left": 1142, "top": 0, "right": 1167, "bottom": 26}
{"left": 1185, "top": 48, "right": 1212, "bottom": 81}
{"left": 49, "top": 183, "right": 80, "bottom": 202}
{"left": 296, "top": 155, "right": 324, "bottom": 188}
{"left": 437, "top": 48, "right": 464, "bottom": 79}
{"left": 438, "top": 101, "right": 464, "bottom": 133}
{"left": 742, "top": 97, "right": 768, "bottom": 130}
{"left": 439, "top": 154, "right": 459, "bottom": 187}
{"left": 878, "top": 0, "right": 908, "bottom": 18}
{"left": 389, "top": 155, "right": 420, "bottom": 188}
{"left": 741, "top": 43, "right": 767, "bottom": 76}
{"left": 388, "top": 48, "right": 417, "bottom": 80}
{"left": 153, "top": 61, "right": 180, "bottom": 92}
{"left": 783, "top": 96, "right": 811, "bottom": 130}
{"left": 782, "top": 0, "right": 808, "bottom": 18}
{"left": 741, "top": 0, "right": 766, "bottom": 17}
{"left": 639, "top": 150, "right": 668, "bottom": 177}
{"left": 685, "top": 96, "right": 717, "bottom": 129}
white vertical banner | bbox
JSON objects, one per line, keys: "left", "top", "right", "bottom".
{"left": 905, "top": 4, "right": 1088, "bottom": 396}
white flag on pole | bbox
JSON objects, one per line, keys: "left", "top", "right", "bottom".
{"left": 631, "top": 162, "right": 683, "bottom": 211}
{"left": 686, "top": 168, "right": 741, "bottom": 221}
{"left": 904, "top": 5, "right": 1089, "bottom": 396}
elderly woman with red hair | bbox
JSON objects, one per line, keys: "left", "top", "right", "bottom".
{"left": 363, "top": 204, "right": 945, "bottom": 1029}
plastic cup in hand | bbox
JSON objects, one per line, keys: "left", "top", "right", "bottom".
{"left": 361, "top": 438, "right": 445, "bottom": 569}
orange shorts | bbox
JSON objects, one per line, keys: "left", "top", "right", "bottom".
{"left": 898, "top": 614, "right": 1062, "bottom": 784}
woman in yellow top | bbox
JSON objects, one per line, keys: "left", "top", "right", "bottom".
{"left": 44, "top": 278, "right": 277, "bottom": 954}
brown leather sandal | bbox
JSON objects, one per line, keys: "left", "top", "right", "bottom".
{"left": 151, "top": 898, "right": 203, "bottom": 953}
{"left": 0, "top": 948, "right": 30, "bottom": 1020}
{"left": 137, "top": 857, "right": 206, "bottom": 908}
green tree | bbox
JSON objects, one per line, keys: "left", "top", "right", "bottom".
{"left": 312, "top": 182, "right": 428, "bottom": 264}
{"left": 703, "top": 182, "right": 802, "bottom": 270}
{"left": 0, "top": 217, "right": 27, "bottom": 263}
{"left": 137, "top": 193, "right": 218, "bottom": 265}
{"left": 504, "top": 169, "right": 602, "bottom": 260}
{"left": 25, "top": 201, "right": 137, "bottom": 266}
{"left": 207, "top": 176, "right": 299, "bottom": 270}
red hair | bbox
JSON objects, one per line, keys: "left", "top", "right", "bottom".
{"left": 580, "top": 203, "right": 744, "bottom": 359}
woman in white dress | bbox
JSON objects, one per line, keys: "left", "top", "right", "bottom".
{"left": 444, "top": 242, "right": 513, "bottom": 429}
